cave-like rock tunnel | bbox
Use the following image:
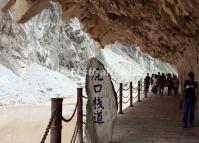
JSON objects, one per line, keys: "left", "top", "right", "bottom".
{"left": 1, "top": 0, "right": 199, "bottom": 143}
{"left": 1, "top": 0, "right": 199, "bottom": 83}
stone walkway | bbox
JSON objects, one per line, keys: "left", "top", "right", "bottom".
{"left": 112, "top": 94, "right": 199, "bottom": 143}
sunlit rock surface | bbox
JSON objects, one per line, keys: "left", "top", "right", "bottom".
{"left": 1, "top": 0, "right": 197, "bottom": 82}
{"left": 0, "top": 2, "right": 176, "bottom": 105}
{"left": 59, "top": 0, "right": 199, "bottom": 83}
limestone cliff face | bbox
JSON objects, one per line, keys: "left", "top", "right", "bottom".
{"left": 1, "top": 0, "right": 199, "bottom": 82}
{"left": 59, "top": 0, "right": 199, "bottom": 82}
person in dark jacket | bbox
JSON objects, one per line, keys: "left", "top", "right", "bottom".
{"left": 182, "top": 72, "right": 198, "bottom": 128}
{"left": 159, "top": 73, "right": 166, "bottom": 95}
{"left": 145, "top": 73, "right": 150, "bottom": 92}
{"left": 173, "top": 75, "right": 179, "bottom": 96}
{"left": 167, "top": 73, "right": 173, "bottom": 96}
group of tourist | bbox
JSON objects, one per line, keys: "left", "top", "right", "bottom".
{"left": 144, "top": 72, "right": 179, "bottom": 96}
{"left": 145, "top": 72, "right": 198, "bottom": 128}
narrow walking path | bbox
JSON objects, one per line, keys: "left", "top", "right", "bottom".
{"left": 112, "top": 94, "right": 199, "bottom": 143}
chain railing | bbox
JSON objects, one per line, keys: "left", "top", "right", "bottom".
{"left": 40, "top": 88, "right": 86, "bottom": 143}
{"left": 116, "top": 80, "right": 148, "bottom": 114}
{"left": 40, "top": 79, "right": 148, "bottom": 143}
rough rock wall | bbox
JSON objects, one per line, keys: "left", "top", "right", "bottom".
{"left": 1, "top": 0, "right": 199, "bottom": 82}
{"left": 0, "top": 2, "right": 99, "bottom": 77}
{"left": 59, "top": 0, "right": 199, "bottom": 82}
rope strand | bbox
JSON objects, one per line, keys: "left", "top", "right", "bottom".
{"left": 62, "top": 98, "right": 78, "bottom": 122}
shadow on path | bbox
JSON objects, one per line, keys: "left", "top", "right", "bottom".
{"left": 112, "top": 94, "right": 199, "bottom": 143}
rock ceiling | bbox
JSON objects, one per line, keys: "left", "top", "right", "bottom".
{"left": 1, "top": 0, "right": 199, "bottom": 80}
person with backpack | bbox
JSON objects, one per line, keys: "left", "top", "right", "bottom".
{"left": 182, "top": 72, "right": 198, "bottom": 128}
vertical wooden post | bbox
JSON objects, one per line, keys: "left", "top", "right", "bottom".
{"left": 51, "top": 98, "right": 63, "bottom": 143}
{"left": 144, "top": 78, "right": 147, "bottom": 98}
{"left": 118, "top": 83, "right": 123, "bottom": 114}
{"left": 77, "top": 88, "right": 83, "bottom": 143}
{"left": 129, "top": 82, "right": 134, "bottom": 107}
{"left": 138, "top": 81, "right": 141, "bottom": 102}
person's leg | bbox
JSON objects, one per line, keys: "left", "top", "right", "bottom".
{"left": 173, "top": 88, "right": 176, "bottom": 95}
{"left": 152, "top": 86, "right": 154, "bottom": 93}
{"left": 162, "top": 86, "right": 164, "bottom": 96}
{"left": 190, "top": 101, "right": 196, "bottom": 126}
{"left": 168, "top": 87, "right": 171, "bottom": 96}
{"left": 155, "top": 86, "right": 158, "bottom": 95}
{"left": 160, "top": 86, "right": 162, "bottom": 95}
{"left": 176, "top": 88, "right": 179, "bottom": 95}
{"left": 146, "top": 84, "right": 149, "bottom": 92}
{"left": 183, "top": 101, "right": 189, "bottom": 128}
{"left": 158, "top": 86, "right": 160, "bottom": 95}
{"left": 171, "top": 88, "right": 173, "bottom": 96}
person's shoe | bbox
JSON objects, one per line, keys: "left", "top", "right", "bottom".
{"left": 183, "top": 125, "right": 188, "bottom": 128}
{"left": 190, "top": 124, "right": 195, "bottom": 127}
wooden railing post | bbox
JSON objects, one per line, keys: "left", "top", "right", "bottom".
{"left": 51, "top": 98, "right": 63, "bottom": 143}
{"left": 144, "top": 78, "right": 147, "bottom": 98}
{"left": 138, "top": 81, "right": 141, "bottom": 102}
{"left": 77, "top": 88, "right": 83, "bottom": 143}
{"left": 118, "top": 83, "right": 123, "bottom": 114}
{"left": 129, "top": 82, "right": 134, "bottom": 107}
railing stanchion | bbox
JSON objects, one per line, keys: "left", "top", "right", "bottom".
{"left": 77, "top": 88, "right": 83, "bottom": 143}
{"left": 51, "top": 98, "right": 63, "bottom": 143}
{"left": 144, "top": 78, "right": 147, "bottom": 98}
{"left": 129, "top": 82, "right": 134, "bottom": 107}
{"left": 138, "top": 81, "right": 141, "bottom": 102}
{"left": 118, "top": 83, "right": 123, "bottom": 114}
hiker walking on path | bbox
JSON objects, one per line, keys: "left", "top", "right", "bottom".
{"left": 145, "top": 73, "right": 151, "bottom": 92}
{"left": 151, "top": 74, "right": 155, "bottom": 86}
{"left": 173, "top": 75, "right": 179, "bottom": 96}
{"left": 157, "top": 72, "right": 161, "bottom": 95}
{"left": 152, "top": 74, "right": 159, "bottom": 95}
{"left": 159, "top": 73, "right": 166, "bottom": 96}
{"left": 167, "top": 73, "right": 173, "bottom": 96}
{"left": 182, "top": 72, "right": 198, "bottom": 128}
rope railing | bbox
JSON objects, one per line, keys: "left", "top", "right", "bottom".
{"left": 122, "top": 93, "right": 130, "bottom": 98}
{"left": 62, "top": 98, "right": 78, "bottom": 122}
{"left": 122, "top": 98, "right": 130, "bottom": 104}
{"left": 122, "top": 87, "right": 130, "bottom": 91}
{"left": 69, "top": 120, "right": 79, "bottom": 143}
{"left": 40, "top": 79, "right": 148, "bottom": 143}
{"left": 40, "top": 111, "right": 56, "bottom": 143}
{"left": 133, "top": 95, "right": 138, "bottom": 99}
{"left": 40, "top": 88, "right": 86, "bottom": 143}
{"left": 117, "top": 79, "right": 148, "bottom": 114}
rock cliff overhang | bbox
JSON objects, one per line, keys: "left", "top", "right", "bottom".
{"left": 1, "top": 0, "right": 199, "bottom": 80}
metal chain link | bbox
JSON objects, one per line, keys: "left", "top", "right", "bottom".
{"left": 40, "top": 111, "right": 56, "bottom": 143}
{"left": 122, "top": 93, "right": 130, "bottom": 98}
{"left": 132, "top": 90, "right": 138, "bottom": 93}
{"left": 122, "top": 87, "right": 130, "bottom": 91}
{"left": 133, "top": 95, "right": 138, "bottom": 99}
{"left": 132, "top": 87, "right": 138, "bottom": 90}
{"left": 82, "top": 96, "right": 88, "bottom": 99}
{"left": 122, "top": 98, "right": 130, "bottom": 104}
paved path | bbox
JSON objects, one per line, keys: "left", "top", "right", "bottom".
{"left": 112, "top": 94, "right": 199, "bottom": 143}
